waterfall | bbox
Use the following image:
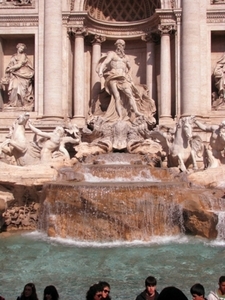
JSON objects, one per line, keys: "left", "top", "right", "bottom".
{"left": 38, "top": 179, "right": 185, "bottom": 241}
{"left": 38, "top": 153, "right": 223, "bottom": 241}
{"left": 216, "top": 211, "right": 225, "bottom": 240}
{"left": 207, "top": 196, "right": 225, "bottom": 241}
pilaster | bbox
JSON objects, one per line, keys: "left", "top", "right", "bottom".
{"left": 43, "top": 0, "right": 63, "bottom": 119}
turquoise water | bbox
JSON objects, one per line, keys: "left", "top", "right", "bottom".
{"left": 0, "top": 232, "right": 225, "bottom": 300}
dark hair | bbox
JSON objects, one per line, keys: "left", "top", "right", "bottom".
{"left": 145, "top": 276, "right": 157, "bottom": 287}
{"left": 158, "top": 286, "right": 188, "bottom": 300}
{"left": 190, "top": 284, "right": 205, "bottom": 297}
{"left": 98, "top": 282, "right": 110, "bottom": 289}
{"left": 43, "top": 285, "right": 59, "bottom": 300}
{"left": 219, "top": 276, "right": 225, "bottom": 284}
{"left": 20, "top": 283, "right": 38, "bottom": 300}
{"left": 98, "top": 282, "right": 111, "bottom": 300}
{"left": 86, "top": 284, "right": 103, "bottom": 300}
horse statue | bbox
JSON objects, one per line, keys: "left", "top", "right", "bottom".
{"left": 149, "top": 116, "right": 203, "bottom": 172}
{"left": 0, "top": 112, "right": 41, "bottom": 166}
{"left": 0, "top": 113, "right": 81, "bottom": 166}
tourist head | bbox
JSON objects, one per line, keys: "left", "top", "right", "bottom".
{"left": 145, "top": 276, "right": 157, "bottom": 296}
{"left": 43, "top": 285, "right": 59, "bottom": 300}
{"left": 219, "top": 276, "right": 225, "bottom": 295}
{"left": 190, "top": 283, "right": 205, "bottom": 300}
{"left": 86, "top": 283, "right": 103, "bottom": 300}
{"left": 21, "top": 283, "right": 38, "bottom": 300}
{"left": 98, "top": 281, "right": 111, "bottom": 300}
{"left": 158, "top": 286, "right": 188, "bottom": 300}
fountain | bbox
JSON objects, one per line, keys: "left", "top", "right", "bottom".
{"left": 0, "top": 38, "right": 224, "bottom": 242}
{"left": 1, "top": 3, "right": 225, "bottom": 300}
{"left": 0, "top": 114, "right": 225, "bottom": 242}
{"left": 34, "top": 150, "right": 224, "bottom": 242}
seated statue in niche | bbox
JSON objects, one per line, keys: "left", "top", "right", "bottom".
{"left": 93, "top": 39, "right": 156, "bottom": 127}
{"left": 0, "top": 43, "right": 34, "bottom": 110}
{"left": 212, "top": 53, "right": 225, "bottom": 108}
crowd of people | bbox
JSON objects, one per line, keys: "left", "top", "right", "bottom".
{"left": 1, "top": 276, "right": 225, "bottom": 300}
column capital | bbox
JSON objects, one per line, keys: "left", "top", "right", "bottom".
{"left": 174, "top": 10, "right": 182, "bottom": 24}
{"left": 68, "top": 27, "right": 88, "bottom": 38}
{"left": 141, "top": 32, "right": 160, "bottom": 44}
{"left": 90, "top": 34, "right": 106, "bottom": 45}
{"left": 158, "top": 24, "right": 176, "bottom": 35}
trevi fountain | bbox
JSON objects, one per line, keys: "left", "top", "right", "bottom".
{"left": 0, "top": 0, "right": 225, "bottom": 299}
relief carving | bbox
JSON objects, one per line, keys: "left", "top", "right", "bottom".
{"left": 211, "top": 0, "right": 225, "bottom": 4}
{"left": 0, "top": 0, "right": 33, "bottom": 6}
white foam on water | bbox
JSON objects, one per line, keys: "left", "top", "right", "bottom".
{"left": 23, "top": 231, "right": 198, "bottom": 248}
{"left": 84, "top": 169, "right": 160, "bottom": 183}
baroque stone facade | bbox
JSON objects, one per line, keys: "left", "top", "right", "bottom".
{"left": 1, "top": 0, "right": 225, "bottom": 238}
{"left": 0, "top": 0, "right": 224, "bottom": 144}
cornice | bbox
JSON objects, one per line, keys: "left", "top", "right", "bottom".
{"left": 0, "top": 14, "right": 38, "bottom": 26}
{"left": 155, "top": 8, "right": 176, "bottom": 24}
{"left": 207, "top": 9, "right": 225, "bottom": 23}
{"left": 64, "top": 12, "right": 160, "bottom": 39}
{"left": 62, "top": 11, "right": 88, "bottom": 26}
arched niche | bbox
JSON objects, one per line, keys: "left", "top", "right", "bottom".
{"left": 84, "top": 0, "right": 161, "bottom": 22}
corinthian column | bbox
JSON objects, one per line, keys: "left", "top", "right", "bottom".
{"left": 181, "top": 0, "right": 200, "bottom": 116}
{"left": 141, "top": 33, "right": 156, "bottom": 100}
{"left": 43, "top": 0, "right": 62, "bottom": 117}
{"left": 73, "top": 27, "right": 87, "bottom": 126}
{"left": 158, "top": 25, "right": 173, "bottom": 123}
{"left": 91, "top": 35, "right": 106, "bottom": 110}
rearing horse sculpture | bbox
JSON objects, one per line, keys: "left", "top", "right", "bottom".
{"left": 0, "top": 113, "right": 81, "bottom": 166}
{"left": 150, "top": 116, "right": 203, "bottom": 172}
{"left": 0, "top": 112, "right": 40, "bottom": 166}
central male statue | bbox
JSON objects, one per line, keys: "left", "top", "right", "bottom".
{"left": 96, "top": 39, "right": 144, "bottom": 120}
